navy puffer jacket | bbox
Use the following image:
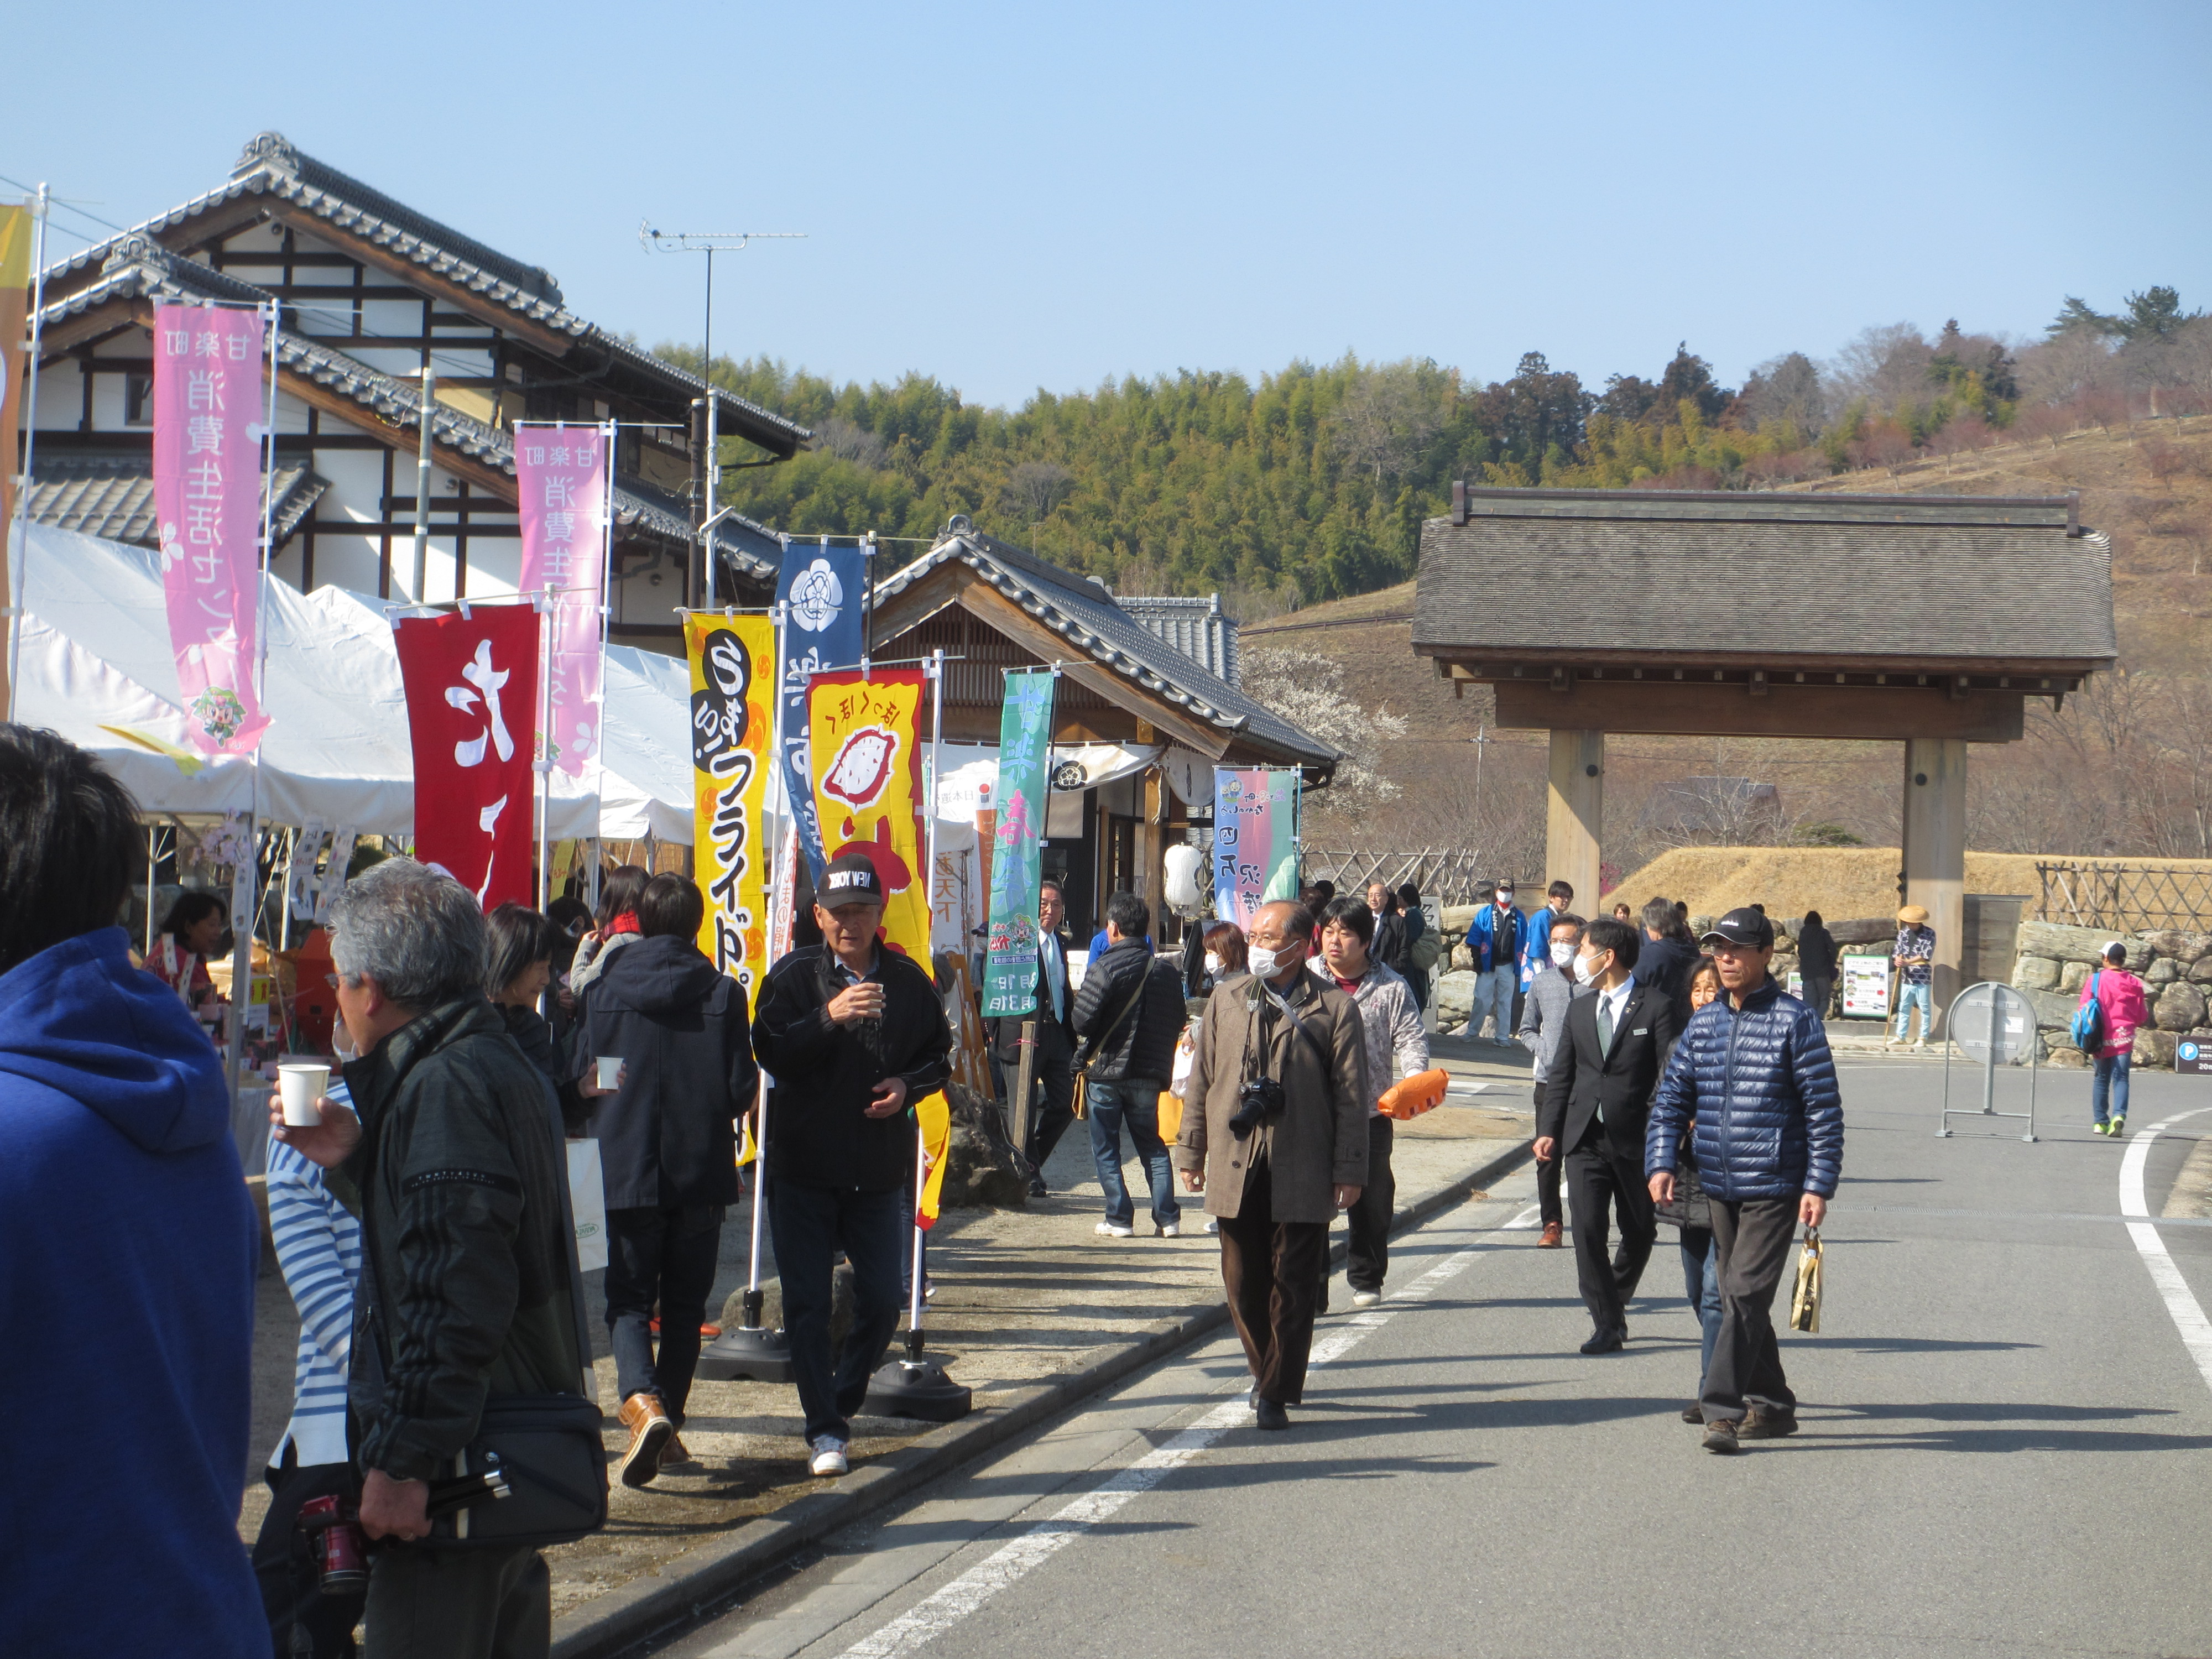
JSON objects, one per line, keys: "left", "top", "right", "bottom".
{"left": 1646, "top": 977, "right": 1843, "bottom": 1199}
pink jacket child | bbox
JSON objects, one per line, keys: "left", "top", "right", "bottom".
{"left": 2079, "top": 967, "right": 2148, "bottom": 1058}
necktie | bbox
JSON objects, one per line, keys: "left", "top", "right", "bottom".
{"left": 1041, "top": 937, "right": 1064, "bottom": 1021}
{"left": 1598, "top": 998, "right": 1615, "bottom": 1055}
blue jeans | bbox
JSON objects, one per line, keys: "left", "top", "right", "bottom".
{"left": 766, "top": 1176, "right": 904, "bottom": 1443}
{"left": 1680, "top": 1227, "right": 1723, "bottom": 1389}
{"left": 1893, "top": 981, "right": 1933, "bottom": 1041}
{"left": 2093, "top": 1052, "right": 2132, "bottom": 1125}
{"left": 1087, "top": 1077, "right": 1179, "bottom": 1228}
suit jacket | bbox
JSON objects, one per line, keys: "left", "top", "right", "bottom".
{"left": 1172, "top": 969, "right": 1369, "bottom": 1224}
{"left": 1539, "top": 979, "right": 1679, "bottom": 1159}
{"left": 989, "top": 932, "right": 1074, "bottom": 1065}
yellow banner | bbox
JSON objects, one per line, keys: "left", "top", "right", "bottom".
{"left": 684, "top": 614, "right": 777, "bottom": 1007}
{"left": 806, "top": 669, "right": 931, "bottom": 963}
{"left": 0, "top": 206, "right": 30, "bottom": 601}
{"left": 915, "top": 1093, "right": 950, "bottom": 1227}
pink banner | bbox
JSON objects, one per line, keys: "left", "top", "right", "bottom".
{"left": 514, "top": 424, "right": 608, "bottom": 776}
{"left": 153, "top": 304, "right": 270, "bottom": 753}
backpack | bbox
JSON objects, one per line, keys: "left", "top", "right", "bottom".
{"left": 2069, "top": 972, "right": 2105, "bottom": 1052}
{"left": 1408, "top": 929, "right": 1442, "bottom": 972}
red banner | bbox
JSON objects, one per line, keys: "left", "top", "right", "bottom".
{"left": 394, "top": 606, "right": 540, "bottom": 907}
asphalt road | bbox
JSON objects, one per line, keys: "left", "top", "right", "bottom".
{"left": 644, "top": 1058, "right": 2212, "bottom": 1659}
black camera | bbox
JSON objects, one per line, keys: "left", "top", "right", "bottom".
{"left": 1228, "top": 1076, "right": 1285, "bottom": 1140}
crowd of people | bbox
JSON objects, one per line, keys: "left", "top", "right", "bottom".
{"left": 11, "top": 710, "right": 2179, "bottom": 1657}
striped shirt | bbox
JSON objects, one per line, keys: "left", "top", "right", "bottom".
{"left": 265, "top": 1084, "right": 363, "bottom": 1469}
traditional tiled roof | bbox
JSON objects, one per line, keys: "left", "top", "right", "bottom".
{"left": 38, "top": 240, "right": 781, "bottom": 579}
{"left": 878, "top": 524, "right": 1337, "bottom": 770}
{"left": 1115, "top": 593, "right": 1240, "bottom": 685}
{"left": 41, "top": 133, "right": 811, "bottom": 456}
{"left": 28, "top": 453, "right": 325, "bottom": 547}
{"left": 1416, "top": 487, "right": 2117, "bottom": 672}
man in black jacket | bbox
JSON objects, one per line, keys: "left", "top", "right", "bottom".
{"left": 751, "top": 852, "right": 952, "bottom": 1478}
{"left": 566, "top": 873, "right": 758, "bottom": 1488}
{"left": 1535, "top": 916, "right": 1682, "bottom": 1354}
{"left": 1073, "top": 893, "right": 1186, "bottom": 1238}
{"left": 988, "top": 878, "right": 1076, "bottom": 1198}
{"left": 1633, "top": 896, "right": 1699, "bottom": 1027}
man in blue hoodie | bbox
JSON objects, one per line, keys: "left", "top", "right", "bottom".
{"left": 0, "top": 725, "right": 263, "bottom": 1657}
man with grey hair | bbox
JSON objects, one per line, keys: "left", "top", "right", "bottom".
{"left": 273, "top": 858, "right": 592, "bottom": 1658}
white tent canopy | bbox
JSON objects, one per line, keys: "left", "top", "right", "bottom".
{"left": 12, "top": 523, "right": 692, "bottom": 841}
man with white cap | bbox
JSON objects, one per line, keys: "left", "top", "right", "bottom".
{"left": 1888, "top": 905, "right": 1937, "bottom": 1049}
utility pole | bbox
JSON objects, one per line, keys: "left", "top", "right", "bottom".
{"left": 639, "top": 224, "right": 804, "bottom": 607}
{"left": 1472, "top": 722, "right": 1497, "bottom": 832}
{"left": 410, "top": 366, "right": 436, "bottom": 603}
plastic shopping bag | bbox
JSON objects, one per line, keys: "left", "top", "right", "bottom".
{"left": 566, "top": 1139, "right": 608, "bottom": 1274}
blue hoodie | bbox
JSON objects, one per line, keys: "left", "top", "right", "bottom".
{"left": 0, "top": 927, "right": 263, "bottom": 1657}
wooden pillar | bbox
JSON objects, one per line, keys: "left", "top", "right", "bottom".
{"left": 1138, "top": 766, "right": 1166, "bottom": 929}
{"left": 1546, "top": 730, "right": 1604, "bottom": 907}
{"left": 1902, "top": 737, "right": 1967, "bottom": 1026}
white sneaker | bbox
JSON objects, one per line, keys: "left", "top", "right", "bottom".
{"left": 1351, "top": 1290, "right": 1381, "bottom": 1308}
{"left": 1204, "top": 1218, "right": 1220, "bottom": 1235}
{"left": 1096, "top": 1220, "right": 1134, "bottom": 1238}
{"left": 807, "top": 1436, "right": 849, "bottom": 1477}
{"left": 1157, "top": 1222, "right": 1181, "bottom": 1237}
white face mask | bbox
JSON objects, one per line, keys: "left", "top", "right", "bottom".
{"left": 1550, "top": 940, "right": 1577, "bottom": 967}
{"left": 1204, "top": 952, "right": 1223, "bottom": 977}
{"left": 1573, "top": 950, "right": 1605, "bottom": 985}
{"left": 1247, "top": 944, "right": 1284, "bottom": 980}
{"left": 1496, "top": 893, "right": 1515, "bottom": 907}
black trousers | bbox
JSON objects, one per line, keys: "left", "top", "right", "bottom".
{"left": 251, "top": 1446, "right": 361, "bottom": 1658}
{"left": 1703, "top": 1196, "right": 1801, "bottom": 1423}
{"left": 1564, "top": 1135, "right": 1656, "bottom": 1337}
{"left": 768, "top": 1176, "right": 904, "bottom": 1443}
{"left": 1218, "top": 1159, "right": 1328, "bottom": 1405}
{"left": 603, "top": 1203, "right": 724, "bottom": 1425}
{"left": 1027, "top": 1030, "right": 1078, "bottom": 1177}
{"left": 363, "top": 1544, "right": 549, "bottom": 1659}
{"left": 1532, "top": 1084, "right": 1562, "bottom": 1227}
{"left": 1344, "top": 1115, "right": 1396, "bottom": 1293}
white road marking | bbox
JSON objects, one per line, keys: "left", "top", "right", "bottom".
{"left": 828, "top": 1211, "right": 1507, "bottom": 1658}
{"left": 1501, "top": 1203, "right": 1543, "bottom": 1230}
{"left": 2119, "top": 1108, "right": 2212, "bottom": 1397}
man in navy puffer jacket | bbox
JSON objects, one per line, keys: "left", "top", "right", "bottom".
{"left": 0, "top": 726, "right": 263, "bottom": 1656}
{"left": 1647, "top": 907, "right": 1841, "bottom": 1454}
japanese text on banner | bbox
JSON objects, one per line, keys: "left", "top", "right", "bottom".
{"left": 394, "top": 606, "right": 540, "bottom": 909}
{"left": 1212, "top": 767, "right": 1301, "bottom": 929}
{"left": 980, "top": 670, "right": 1057, "bottom": 1018}
{"left": 775, "top": 539, "right": 866, "bottom": 882}
{"left": 515, "top": 423, "right": 609, "bottom": 776}
{"left": 151, "top": 303, "right": 270, "bottom": 754}
{"left": 807, "top": 670, "right": 930, "bottom": 961}
{"left": 684, "top": 614, "right": 776, "bottom": 1004}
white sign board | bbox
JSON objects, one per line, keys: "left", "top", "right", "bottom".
{"left": 1841, "top": 957, "right": 1891, "bottom": 1019}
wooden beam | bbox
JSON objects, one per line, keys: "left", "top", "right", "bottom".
{"left": 1424, "top": 646, "right": 2108, "bottom": 679}
{"left": 1493, "top": 679, "right": 2025, "bottom": 743}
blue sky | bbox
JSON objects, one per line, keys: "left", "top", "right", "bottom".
{"left": 7, "top": 1, "right": 2207, "bottom": 409}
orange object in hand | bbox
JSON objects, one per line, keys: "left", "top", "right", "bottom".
{"left": 1378, "top": 1068, "right": 1451, "bottom": 1120}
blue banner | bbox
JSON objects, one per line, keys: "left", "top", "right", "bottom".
{"left": 775, "top": 536, "right": 869, "bottom": 882}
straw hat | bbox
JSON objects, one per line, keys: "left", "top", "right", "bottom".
{"left": 1897, "top": 905, "right": 1929, "bottom": 925}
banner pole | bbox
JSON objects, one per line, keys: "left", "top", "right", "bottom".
{"left": 6, "top": 184, "right": 50, "bottom": 721}
{"left": 906, "top": 1122, "right": 927, "bottom": 1355}
{"left": 747, "top": 599, "right": 789, "bottom": 1309}
{"left": 536, "top": 581, "right": 553, "bottom": 912}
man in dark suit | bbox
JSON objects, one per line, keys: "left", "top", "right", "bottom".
{"left": 990, "top": 879, "right": 1076, "bottom": 1198}
{"left": 1535, "top": 915, "right": 1681, "bottom": 1354}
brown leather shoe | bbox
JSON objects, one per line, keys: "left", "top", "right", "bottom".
{"left": 618, "top": 1392, "right": 673, "bottom": 1488}
{"left": 660, "top": 1433, "right": 693, "bottom": 1469}
{"left": 1741, "top": 1407, "right": 1799, "bottom": 1439}
{"left": 1538, "top": 1222, "right": 1563, "bottom": 1248}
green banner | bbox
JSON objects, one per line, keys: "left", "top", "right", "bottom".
{"left": 981, "top": 670, "right": 1058, "bottom": 1018}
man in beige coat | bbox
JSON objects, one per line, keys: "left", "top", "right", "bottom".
{"left": 1174, "top": 899, "right": 1369, "bottom": 1430}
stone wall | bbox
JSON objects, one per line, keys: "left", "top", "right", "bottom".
{"left": 2008, "top": 922, "right": 2212, "bottom": 1070}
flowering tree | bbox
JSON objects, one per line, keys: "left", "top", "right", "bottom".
{"left": 1239, "top": 646, "right": 1406, "bottom": 815}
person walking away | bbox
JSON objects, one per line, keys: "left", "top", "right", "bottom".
{"left": 568, "top": 864, "right": 650, "bottom": 999}
{"left": 1888, "top": 905, "right": 1937, "bottom": 1048}
{"left": 1074, "top": 893, "right": 1187, "bottom": 1238}
{"left": 0, "top": 727, "right": 264, "bottom": 1658}
{"left": 566, "top": 874, "right": 759, "bottom": 1486}
{"left": 1396, "top": 884, "right": 1435, "bottom": 1013}
{"left": 486, "top": 902, "right": 561, "bottom": 1088}
{"left": 1796, "top": 910, "right": 1838, "bottom": 1022}
{"left": 1517, "top": 913, "right": 1588, "bottom": 1250}
{"left": 1175, "top": 899, "right": 1368, "bottom": 1430}
{"left": 750, "top": 852, "right": 951, "bottom": 1478}
{"left": 989, "top": 878, "right": 1078, "bottom": 1197}
{"left": 1533, "top": 917, "right": 1680, "bottom": 1353}
{"left": 2081, "top": 941, "right": 2148, "bottom": 1136}
{"left": 270, "top": 858, "right": 591, "bottom": 1657}
{"left": 255, "top": 1070, "right": 367, "bottom": 1659}
{"left": 1315, "top": 895, "right": 1428, "bottom": 1306}
{"left": 1656, "top": 956, "right": 1726, "bottom": 1422}
{"left": 1519, "top": 880, "right": 1574, "bottom": 1014}
{"left": 146, "top": 888, "right": 232, "bottom": 1042}
{"left": 1647, "top": 907, "right": 1843, "bottom": 1454}
{"left": 1365, "top": 882, "right": 1409, "bottom": 980}
{"left": 1469, "top": 881, "right": 1526, "bottom": 1046}
{"left": 1633, "top": 897, "right": 1699, "bottom": 1027}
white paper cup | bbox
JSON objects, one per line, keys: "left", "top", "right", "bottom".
{"left": 596, "top": 1056, "right": 623, "bottom": 1092}
{"left": 278, "top": 1062, "right": 330, "bottom": 1127}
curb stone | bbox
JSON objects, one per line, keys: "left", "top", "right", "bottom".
{"left": 550, "top": 1136, "right": 1535, "bottom": 1659}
